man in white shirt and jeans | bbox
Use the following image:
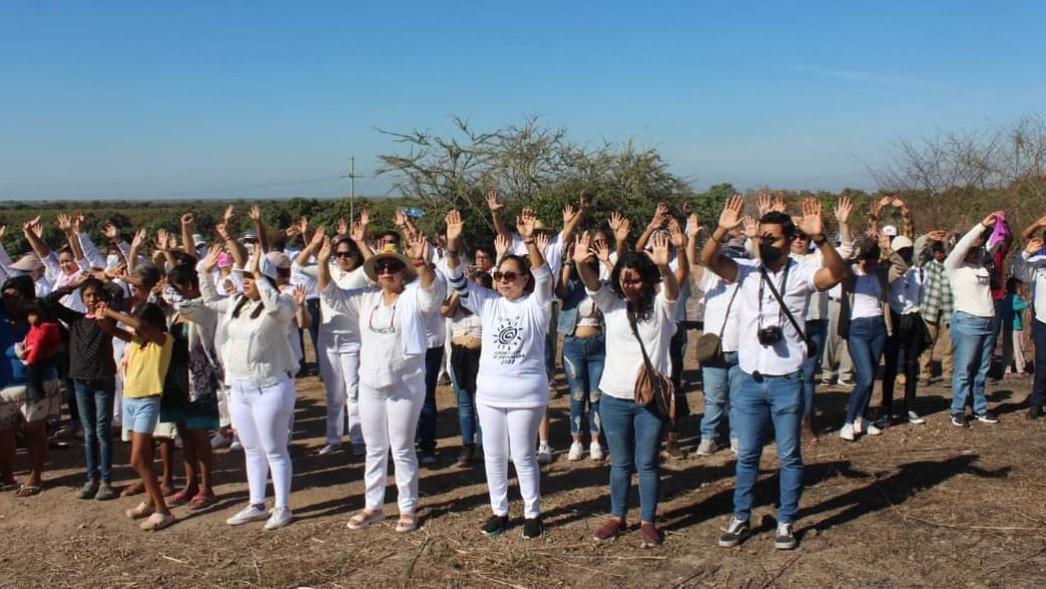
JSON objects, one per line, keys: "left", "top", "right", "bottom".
{"left": 702, "top": 195, "right": 848, "bottom": 551}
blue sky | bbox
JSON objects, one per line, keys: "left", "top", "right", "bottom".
{"left": 1, "top": 1, "right": 1043, "bottom": 201}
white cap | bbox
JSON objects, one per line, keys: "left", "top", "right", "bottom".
{"left": 882, "top": 224, "right": 898, "bottom": 237}
{"left": 891, "top": 235, "right": 914, "bottom": 251}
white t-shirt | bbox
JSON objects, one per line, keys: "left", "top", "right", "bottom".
{"left": 792, "top": 250, "right": 828, "bottom": 321}
{"left": 512, "top": 232, "right": 565, "bottom": 287}
{"left": 851, "top": 274, "right": 883, "bottom": 319}
{"left": 735, "top": 258, "right": 820, "bottom": 376}
{"left": 590, "top": 285, "right": 677, "bottom": 400}
{"left": 312, "top": 264, "right": 369, "bottom": 337}
{"left": 456, "top": 264, "right": 553, "bottom": 409}
{"left": 290, "top": 260, "right": 320, "bottom": 301}
{"left": 699, "top": 270, "right": 741, "bottom": 353}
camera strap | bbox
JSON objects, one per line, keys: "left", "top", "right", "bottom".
{"left": 759, "top": 261, "right": 813, "bottom": 357}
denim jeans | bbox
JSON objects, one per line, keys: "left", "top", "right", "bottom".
{"left": 449, "top": 346, "right": 482, "bottom": 447}
{"left": 600, "top": 394, "right": 665, "bottom": 523}
{"left": 562, "top": 335, "right": 605, "bottom": 438}
{"left": 846, "top": 316, "right": 887, "bottom": 425}
{"left": 732, "top": 370, "right": 803, "bottom": 524}
{"left": 1032, "top": 321, "right": 1046, "bottom": 408}
{"left": 73, "top": 378, "right": 116, "bottom": 482}
{"left": 801, "top": 320, "right": 828, "bottom": 417}
{"left": 699, "top": 351, "right": 739, "bottom": 442}
{"left": 950, "top": 311, "right": 994, "bottom": 415}
{"left": 416, "top": 346, "right": 444, "bottom": 454}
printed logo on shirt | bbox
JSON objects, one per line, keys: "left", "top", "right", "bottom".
{"left": 492, "top": 315, "right": 525, "bottom": 364}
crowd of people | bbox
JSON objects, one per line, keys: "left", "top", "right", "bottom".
{"left": 0, "top": 193, "right": 1043, "bottom": 549}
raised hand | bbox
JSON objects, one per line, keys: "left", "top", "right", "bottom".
{"left": 223, "top": 205, "right": 235, "bottom": 225}
{"left": 608, "top": 211, "right": 631, "bottom": 242}
{"left": 834, "top": 195, "right": 853, "bottom": 225}
{"left": 686, "top": 213, "right": 700, "bottom": 237}
{"left": 155, "top": 229, "right": 170, "bottom": 252}
{"left": 309, "top": 226, "right": 327, "bottom": 249}
{"left": 718, "top": 194, "right": 745, "bottom": 232}
{"left": 74, "top": 210, "right": 86, "bottom": 229}
{"left": 405, "top": 233, "right": 429, "bottom": 261}
{"left": 349, "top": 221, "right": 366, "bottom": 243}
{"left": 517, "top": 208, "right": 537, "bottom": 238}
{"left": 55, "top": 213, "right": 73, "bottom": 233}
{"left": 445, "top": 209, "right": 464, "bottom": 245}
{"left": 22, "top": 215, "right": 41, "bottom": 234}
{"left": 648, "top": 201, "right": 669, "bottom": 229}
{"left": 337, "top": 218, "right": 349, "bottom": 236}
{"left": 358, "top": 209, "right": 370, "bottom": 227}
{"left": 1026, "top": 238, "right": 1044, "bottom": 254}
{"left": 756, "top": 192, "right": 773, "bottom": 217}
{"left": 573, "top": 232, "right": 594, "bottom": 264}
{"left": 249, "top": 205, "right": 262, "bottom": 223}
{"left": 293, "top": 284, "right": 307, "bottom": 307}
{"left": 494, "top": 233, "right": 511, "bottom": 260}
{"left": 667, "top": 217, "right": 685, "bottom": 248}
{"left": 742, "top": 215, "right": 758, "bottom": 239}
{"left": 215, "top": 223, "right": 230, "bottom": 242}
{"left": 927, "top": 230, "right": 949, "bottom": 242}
{"left": 796, "top": 197, "right": 824, "bottom": 237}
{"left": 646, "top": 231, "right": 671, "bottom": 266}
{"left": 131, "top": 228, "right": 147, "bottom": 250}
{"left": 981, "top": 211, "right": 1002, "bottom": 228}
{"left": 534, "top": 231, "right": 550, "bottom": 253}
{"left": 892, "top": 196, "right": 907, "bottom": 211}
{"left": 562, "top": 203, "right": 579, "bottom": 227}
{"left": 393, "top": 208, "right": 407, "bottom": 228}
{"left": 593, "top": 238, "right": 611, "bottom": 263}
{"left": 485, "top": 189, "right": 504, "bottom": 211}
{"left": 284, "top": 224, "right": 301, "bottom": 238}
{"left": 181, "top": 213, "right": 194, "bottom": 227}
{"left": 316, "top": 237, "right": 333, "bottom": 264}
{"left": 771, "top": 195, "right": 787, "bottom": 213}
{"left": 870, "top": 198, "right": 885, "bottom": 218}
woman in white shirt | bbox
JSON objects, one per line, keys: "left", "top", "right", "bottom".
{"left": 318, "top": 233, "right": 445, "bottom": 534}
{"left": 199, "top": 245, "right": 299, "bottom": 530}
{"left": 945, "top": 212, "right": 1004, "bottom": 426}
{"left": 443, "top": 209, "right": 551, "bottom": 540}
{"left": 572, "top": 230, "right": 680, "bottom": 548}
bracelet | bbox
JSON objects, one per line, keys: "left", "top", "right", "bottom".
{"left": 811, "top": 234, "right": 828, "bottom": 245}
{"left": 411, "top": 259, "right": 427, "bottom": 268}
{"left": 524, "top": 239, "right": 535, "bottom": 245}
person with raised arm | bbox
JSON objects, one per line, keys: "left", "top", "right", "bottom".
{"left": 1013, "top": 234, "right": 1046, "bottom": 418}
{"left": 443, "top": 207, "right": 552, "bottom": 539}
{"left": 703, "top": 195, "right": 847, "bottom": 551}
{"left": 317, "top": 226, "right": 445, "bottom": 534}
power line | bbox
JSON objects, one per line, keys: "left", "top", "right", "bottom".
{"left": 133, "top": 175, "right": 354, "bottom": 201}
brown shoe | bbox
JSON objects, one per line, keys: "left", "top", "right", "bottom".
{"left": 592, "top": 517, "right": 626, "bottom": 542}
{"left": 639, "top": 522, "right": 662, "bottom": 547}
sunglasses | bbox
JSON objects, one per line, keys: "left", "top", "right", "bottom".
{"left": 335, "top": 251, "right": 355, "bottom": 258}
{"left": 375, "top": 261, "right": 404, "bottom": 274}
{"left": 493, "top": 271, "right": 521, "bottom": 282}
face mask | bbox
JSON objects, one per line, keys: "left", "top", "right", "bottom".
{"left": 760, "top": 243, "right": 784, "bottom": 263}
{"left": 162, "top": 286, "right": 185, "bottom": 306}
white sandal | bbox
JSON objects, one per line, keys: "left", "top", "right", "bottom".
{"left": 346, "top": 509, "right": 385, "bottom": 530}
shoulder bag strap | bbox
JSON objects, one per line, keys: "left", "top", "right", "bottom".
{"left": 627, "top": 308, "right": 656, "bottom": 373}
{"left": 717, "top": 284, "right": 741, "bottom": 340}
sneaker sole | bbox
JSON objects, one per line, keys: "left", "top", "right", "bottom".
{"left": 227, "top": 515, "right": 269, "bottom": 526}
{"left": 774, "top": 540, "right": 798, "bottom": 550}
{"left": 718, "top": 537, "right": 745, "bottom": 548}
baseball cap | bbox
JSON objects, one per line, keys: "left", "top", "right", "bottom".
{"left": 882, "top": 225, "right": 898, "bottom": 238}
{"left": 891, "top": 236, "right": 914, "bottom": 251}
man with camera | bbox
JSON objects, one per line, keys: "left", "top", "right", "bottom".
{"left": 701, "top": 195, "right": 848, "bottom": 550}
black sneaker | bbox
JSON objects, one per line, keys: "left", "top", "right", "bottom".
{"left": 774, "top": 523, "right": 798, "bottom": 550}
{"left": 718, "top": 517, "right": 750, "bottom": 547}
{"left": 1029, "top": 405, "right": 1042, "bottom": 420}
{"left": 949, "top": 412, "right": 966, "bottom": 427}
{"left": 975, "top": 411, "right": 999, "bottom": 424}
{"left": 521, "top": 517, "right": 543, "bottom": 539}
{"left": 481, "top": 515, "right": 510, "bottom": 537}
{"left": 456, "top": 445, "right": 474, "bottom": 467}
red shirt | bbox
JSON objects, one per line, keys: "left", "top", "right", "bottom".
{"left": 24, "top": 322, "right": 62, "bottom": 365}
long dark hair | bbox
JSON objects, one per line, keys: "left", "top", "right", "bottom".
{"left": 231, "top": 274, "right": 278, "bottom": 320}
{"left": 334, "top": 236, "right": 363, "bottom": 270}
{"left": 610, "top": 251, "right": 661, "bottom": 322}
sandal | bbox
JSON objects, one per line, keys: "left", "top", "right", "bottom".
{"left": 346, "top": 509, "right": 385, "bottom": 530}
{"left": 168, "top": 488, "right": 195, "bottom": 506}
{"left": 395, "top": 512, "right": 418, "bottom": 533}
{"left": 15, "top": 484, "right": 42, "bottom": 497}
{"left": 0, "top": 482, "right": 18, "bottom": 492}
{"left": 139, "top": 512, "right": 176, "bottom": 531}
{"left": 189, "top": 493, "right": 217, "bottom": 510}
{"left": 125, "top": 501, "right": 155, "bottom": 520}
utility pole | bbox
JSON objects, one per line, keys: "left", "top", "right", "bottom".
{"left": 349, "top": 156, "right": 357, "bottom": 221}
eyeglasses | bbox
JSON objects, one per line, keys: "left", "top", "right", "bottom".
{"left": 368, "top": 301, "right": 397, "bottom": 334}
{"left": 335, "top": 251, "right": 355, "bottom": 259}
{"left": 493, "top": 271, "right": 520, "bottom": 282}
{"left": 375, "top": 261, "right": 404, "bottom": 274}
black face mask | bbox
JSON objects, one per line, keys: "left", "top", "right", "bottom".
{"left": 760, "top": 243, "right": 784, "bottom": 263}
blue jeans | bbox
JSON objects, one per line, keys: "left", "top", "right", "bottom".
{"left": 449, "top": 347, "right": 482, "bottom": 447}
{"left": 732, "top": 370, "right": 803, "bottom": 524}
{"left": 699, "top": 351, "right": 739, "bottom": 442}
{"left": 801, "top": 320, "right": 828, "bottom": 417}
{"left": 846, "top": 316, "right": 887, "bottom": 424}
{"left": 416, "top": 346, "right": 444, "bottom": 454}
{"left": 562, "top": 335, "right": 605, "bottom": 438}
{"left": 600, "top": 394, "right": 665, "bottom": 523}
{"left": 951, "top": 311, "right": 994, "bottom": 415}
{"left": 73, "top": 378, "right": 116, "bottom": 482}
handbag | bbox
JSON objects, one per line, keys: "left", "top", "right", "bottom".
{"left": 759, "top": 264, "right": 817, "bottom": 358}
{"left": 627, "top": 309, "right": 676, "bottom": 424}
{"left": 695, "top": 284, "right": 740, "bottom": 363}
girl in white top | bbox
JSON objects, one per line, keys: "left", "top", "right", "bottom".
{"left": 572, "top": 230, "right": 680, "bottom": 547}
{"left": 199, "top": 245, "right": 299, "bottom": 530}
{"left": 295, "top": 223, "right": 372, "bottom": 455}
{"left": 443, "top": 209, "right": 552, "bottom": 540}
{"left": 318, "top": 232, "right": 445, "bottom": 534}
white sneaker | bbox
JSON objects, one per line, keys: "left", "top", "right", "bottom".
{"left": 210, "top": 431, "right": 231, "bottom": 449}
{"left": 853, "top": 417, "right": 864, "bottom": 435}
{"left": 696, "top": 438, "right": 718, "bottom": 456}
{"left": 730, "top": 438, "right": 739, "bottom": 454}
{"left": 316, "top": 443, "right": 342, "bottom": 456}
{"left": 264, "top": 507, "right": 293, "bottom": 530}
{"left": 907, "top": 411, "right": 926, "bottom": 425}
{"left": 589, "top": 442, "right": 604, "bottom": 461}
{"left": 865, "top": 422, "right": 883, "bottom": 436}
{"left": 839, "top": 423, "right": 855, "bottom": 441}
{"left": 838, "top": 378, "right": 854, "bottom": 387}
{"left": 229, "top": 436, "right": 243, "bottom": 452}
{"left": 537, "top": 442, "right": 553, "bottom": 464}
{"left": 567, "top": 442, "right": 584, "bottom": 461}
{"left": 226, "top": 504, "right": 268, "bottom": 526}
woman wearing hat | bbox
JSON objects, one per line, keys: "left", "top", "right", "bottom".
{"left": 443, "top": 208, "right": 552, "bottom": 540}
{"left": 199, "top": 245, "right": 299, "bottom": 530}
{"left": 317, "top": 231, "right": 445, "bottom": 534}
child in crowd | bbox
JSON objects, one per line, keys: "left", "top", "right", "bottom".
{"left": 1006, "top": 277, "right": 1030, "bottom": 376}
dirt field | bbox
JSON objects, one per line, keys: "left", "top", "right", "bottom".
{"left": 2, "top": 352, "right": 1046, "bottom": 589}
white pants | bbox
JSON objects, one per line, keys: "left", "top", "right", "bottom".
{"left": 477, "top": 402, "right": 544, "bottom": 519}
{"left": 217, "top": 385, "right": 232, "bottom": 428}
{"left": 317, "top": 331, "right": 364, "bottom": 446}
{"left": 229, "top": 376, "right": 297, "bottom": 509}
{"left": 359, "top": 378, "right": 425, "bottom": 513}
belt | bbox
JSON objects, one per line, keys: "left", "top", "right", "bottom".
{"left": 452, "top": 336, "right": 482, "bottom": 350}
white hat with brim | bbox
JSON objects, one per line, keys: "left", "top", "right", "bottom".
{"left": 363, "top": 244, "right": 417, "bottom": 283}
{"left": 10, "top": 254, "right": 43, "bottom": 272}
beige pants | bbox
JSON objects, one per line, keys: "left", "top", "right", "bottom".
{"left": 1010, "top": 330, "right": 1028, "bottom": 374}
{"left": 919, "top": 310, "right": 954, "bottom": 379}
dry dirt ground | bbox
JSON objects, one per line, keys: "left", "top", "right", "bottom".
{"left": 3, "top": 348, "right": 1046, "bottom": 589}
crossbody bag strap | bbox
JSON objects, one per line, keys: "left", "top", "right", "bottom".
{"left": 717, "top": 284, "right": 741, "bottom": 340}
{"left": 759, "top": 262, "right": 809, "bottom": 345}
{"left": 627, "top": 308, "right": 656, "bottom": 372}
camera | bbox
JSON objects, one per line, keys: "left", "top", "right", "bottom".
{"left": 757, "top": 326, "right": 783, "bottom": 346}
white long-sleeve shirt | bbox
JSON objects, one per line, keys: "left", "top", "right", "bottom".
{"left": 1016, "top": 251, "right": 1046, "bottom": 327}
{"left": 944, "top": 223, "right": 995, "bottom": 318}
